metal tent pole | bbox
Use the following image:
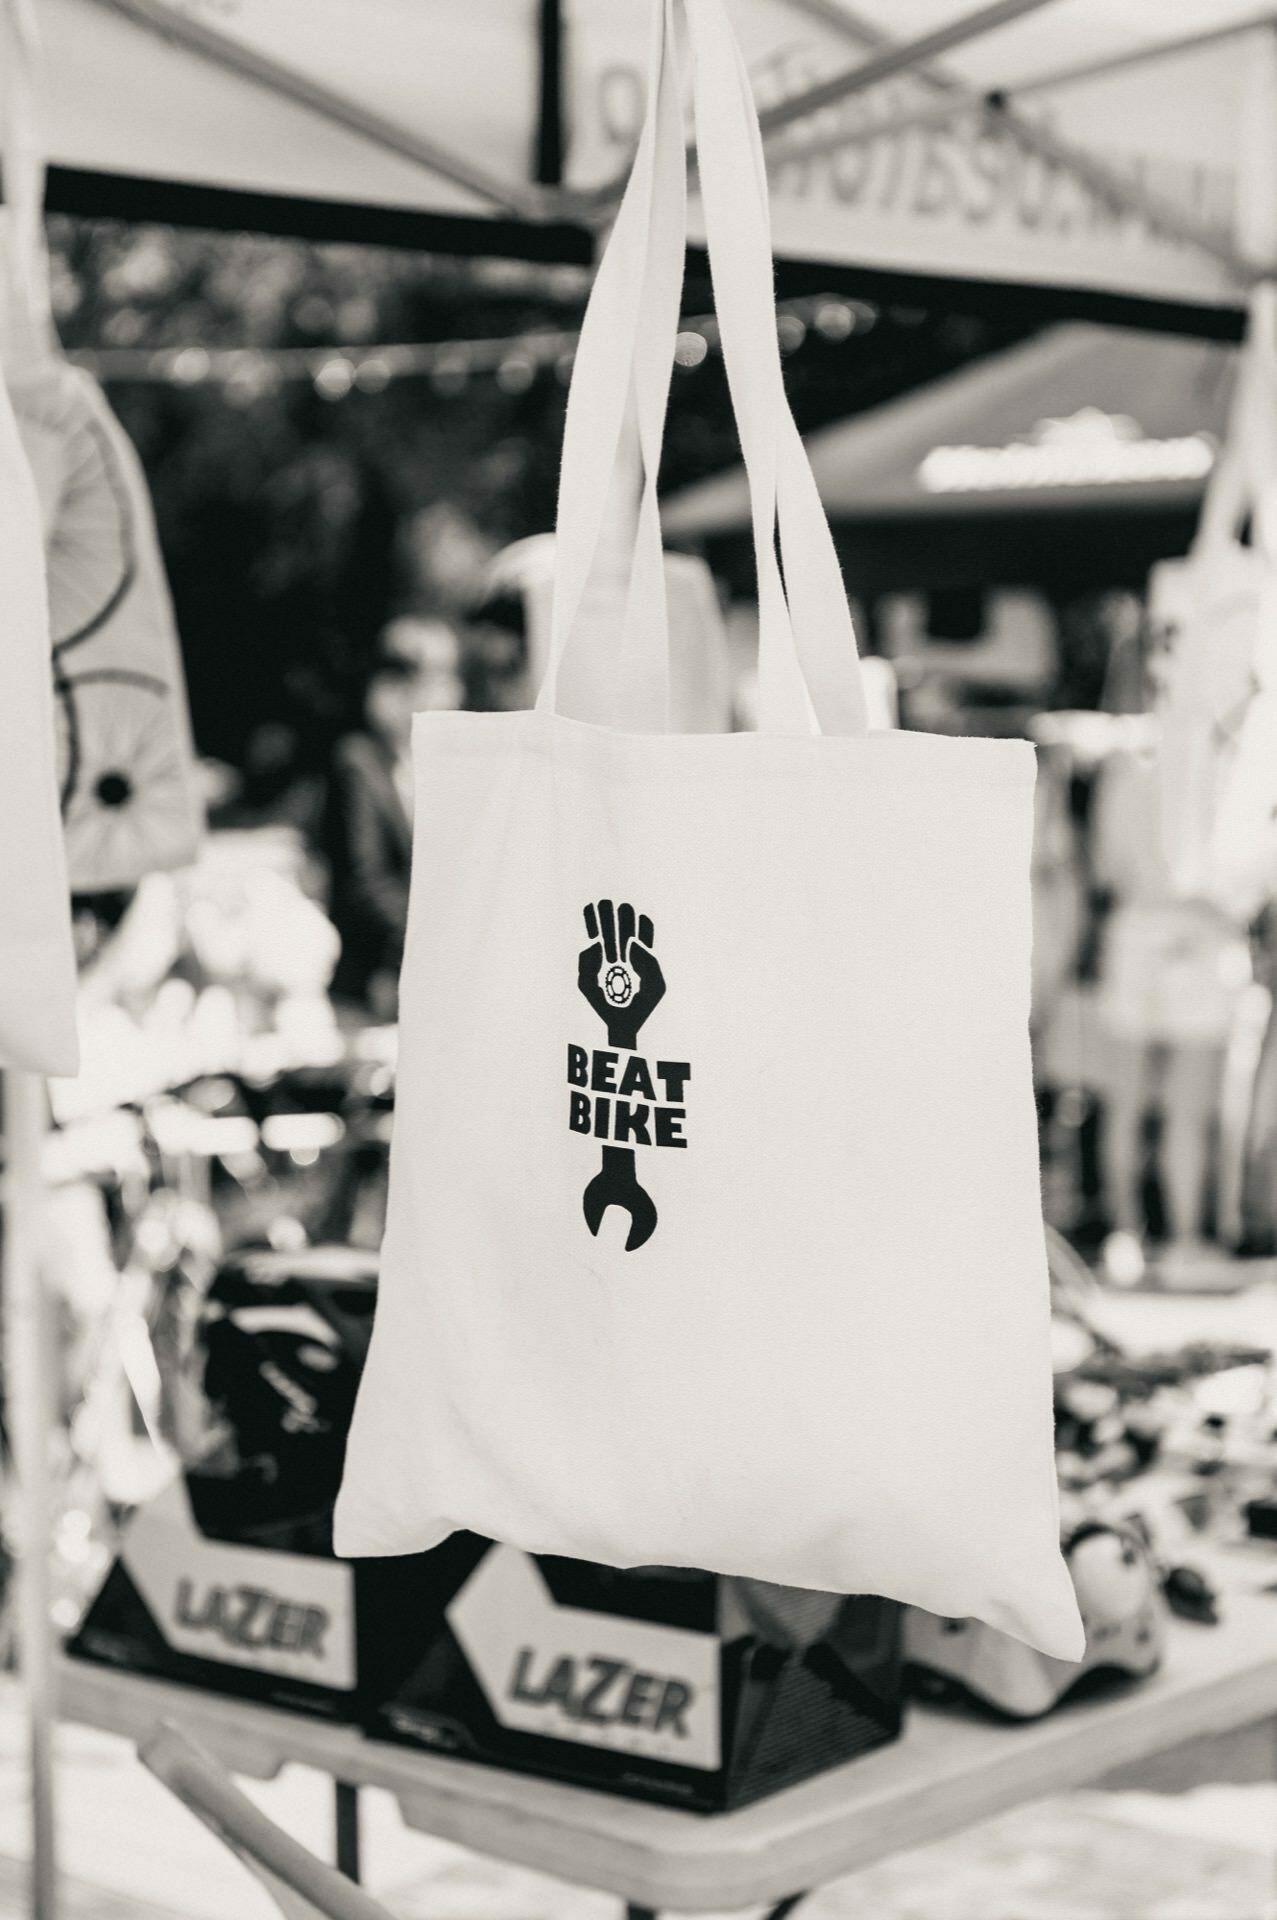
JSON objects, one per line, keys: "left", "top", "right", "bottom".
{"left": 2, "top": 1068, "right": 58, "bottom": 1920}
{"left": 777, "top": 0, "right": 1263, "bottom": 286}
{"left": 996, "top": 10, "right": 1277, "bottom": 100}
{"left": 752, "top": 0, "right": 1065, "bottom": 137}
{"left": 85, "top": 0, "right": 557, "bottom": 222}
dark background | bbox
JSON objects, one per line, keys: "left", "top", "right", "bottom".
{"left": 50, "top": 214, "right": 1042, "bottom": 770}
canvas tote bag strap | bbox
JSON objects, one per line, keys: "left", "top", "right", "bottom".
{"left": 541, "top": 0, "right": 871, "bottom": 737}
{"left": 1193, "top": 285, "right": 1277, "bottom": 563}
{"left": 538, "top": 0, "right": 682, "bottom": 727}
{"left": 0, "top": 0, "right": 55, "bottom": 371}
{"left": 684, "top": 0, "right": 869, "bottom": 736}
{"left": 612, "top": 2, "right": 687, "bottom": 733}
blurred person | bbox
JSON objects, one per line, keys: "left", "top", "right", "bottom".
{"left": 1030, "top": 739, "right": 1086, "bottom": 1048}
{"left": 1091, "top": 621, "right": 1252, "bottom": 1285}
{"left": 464, "top": 588, "right": 530, "bottom": 711}
{"left": 881, "top": 588, "right": 1057, "bottom": 735}
{"left": 1055, "top": 589, "right": 1146, "bottom": 714}
{"left": 322, "top": 623, "right": 462, "bottom": 1015}
{"left": 1097, "top": 588, "right": 1158, "bottom": 715}
{"left": 399, "top": 502, "right": 497, "bottom": 618}
{"left": 1242, "top": 904, "right": 1277, "bottom": 1252}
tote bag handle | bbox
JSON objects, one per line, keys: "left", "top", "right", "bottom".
{"left": 537, "top": 0, "right": 682, "bottom": 731}
{"left": 0, "top": 0, "right": 55, "bottom": 372}
{"left": 539, "top": 0, "right": 870, "bottom": 738}
{"left": 686, "top": 0, "right": 869, "bottom": 737}
{"left": 1194, "top": 285, "right": 1277, "bottom": 563}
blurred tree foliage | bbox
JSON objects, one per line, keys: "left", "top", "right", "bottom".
{"left": 48, "top": 217, "right": 590, "bottom": 769}
{"left": 48, "top": 215, "right": 1022, "bottom": 772}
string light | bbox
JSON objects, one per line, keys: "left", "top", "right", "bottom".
{"left": 67, "top": 295, "right": 876, "bottom": 395}
{"left": 168, "top": 345, "right": 212, "bottom": 385}
{"left": 777, "top": 312, "right": 807, "bottom": 354}
{"left": 313, "top": 356, "right": 355, "bottom": 399}
{"left": 814, "top": 298, "right": 872, "bottom": 341}
{"left": 430, "top": 352, "right": 471, "bottom": 395}
{"left": 496, "top": 352, "right": 536, "bottom": 394}
{"left": 353, "top": 355, "right": 392, "bottom": 393}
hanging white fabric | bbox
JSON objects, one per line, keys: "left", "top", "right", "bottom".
{"left": 0, "top": 374, "right": 78, "bottom": 1075}
{"left": 1204, "top": 285, "right": 1277, "bottom": 920}
{"left": 336, "top": 0, "right": 1080, "bottom": 1661}
{"left": 1, "top": 2, "right": 203, "bottom": 894}
{"left": 1156, "top": 283, "right": 1277, "bottom": 920}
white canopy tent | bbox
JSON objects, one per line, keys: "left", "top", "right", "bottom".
{"left": 28, "top": 0, "right": 1277, "bottom": 322}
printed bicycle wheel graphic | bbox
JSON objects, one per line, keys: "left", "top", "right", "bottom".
{"left": 55, "top": 670, "right": 190, "bottom": 887}
{"left": 11, "top": 364, "right": 137, "bottom": 658}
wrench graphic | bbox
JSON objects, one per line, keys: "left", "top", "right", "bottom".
{"left": 582, "top": 1145, "right": 658, "bottom": 1252}
{"left": 577, "top": 901, "right": 665, "bottom": 1252}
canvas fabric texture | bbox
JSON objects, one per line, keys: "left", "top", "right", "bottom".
{"left": 336, "top": 0, "right": 1081, "bottom": 1662}
{"left": 0, "top": 377, "right": 78, "bottom": 1074}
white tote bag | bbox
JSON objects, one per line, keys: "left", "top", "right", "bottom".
{"left": 1, "top": 15, "right": 203, "bottom": 895}
{"left": 10, "top": 357, "right": 205, "bottom": 892}
{"left": 337, "top": 0, "right": 1080, "bottom": 1661}
{"left": 1202, "top": 299, "right": 1277, "bottom": 920}
{"left": 0, "top": 376, "right": 78, "bottom": 1075}
{"left": 1156, "top": 288, "right": 1277, "bottom": 919}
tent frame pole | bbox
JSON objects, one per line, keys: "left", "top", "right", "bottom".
{"left": 769, "top": 0, "right": 1264, "bottom": 285}
{"left": 85, "top": 0, "right": 560, "bottom": 224}
{"left": 2, "top": 1068, "right": 57, "bottom": 1920}
{"left": 535, "top": 0, "right": 565, "bottom": 189}
{"left": 999, "top": 10, "right": 1277, "bottom": 100}
{"left": 579, "top": 0, "right": 1259, "bottom": 284}
{"left": 69, "top": 0, "right": 1276, "bottom": 288}
{"left": 579, "top": 0, "right": 1064, "bottom": 213}
{"left": 763, "top": 87, "right": 1255, "bottom": 285}
{"left": 752, "top": 0, "right": 1065, "bottom": 138}
{"left": 983, "top": 101, "right": 1255, "bottom": 282}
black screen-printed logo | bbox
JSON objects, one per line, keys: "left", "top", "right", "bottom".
{"left": 571, "top": 900, "right": 690, "bottom": 1253}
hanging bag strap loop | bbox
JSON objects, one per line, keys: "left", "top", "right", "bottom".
{"left": 684, "top": 0, "right": 868, "bottom": 734}
{"left": 539, "top": 0, "right": 870, "bottom": 738}
{"left": 537, "top": 0, "right": 681, "bottom": 725}
{"left": 1194, "top": 284, "right": 1277, "bottom": 563}
{"left": 0, "top": 0, "right": 54, "bottom": 372}
{"left": 611, "top": 1, "right": 687, "bottom": 733}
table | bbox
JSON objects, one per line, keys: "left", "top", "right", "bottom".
{"left": 57, "top": 1556, "right": 1277, "bottom": 1918}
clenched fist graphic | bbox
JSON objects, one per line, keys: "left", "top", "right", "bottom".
{"left": 577, "top": 899, "right": 665, "bottom": 1050}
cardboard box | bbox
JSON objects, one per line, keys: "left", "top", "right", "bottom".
{"left": 68, "top": 1245, "right": 378, "bottom": 1720}
{"left": 358, "top": 1537, "right": 904, "bottom": 1810}
{"left": 70, "top": 1242, "right": 906, "bottom": 1797}
{"left": 68, "top": 1473, "right": 358, "bottom": 1720}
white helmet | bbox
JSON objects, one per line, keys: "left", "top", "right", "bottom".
{"left": 906, "top": 1521, "right": 1164, "bottom": 1719}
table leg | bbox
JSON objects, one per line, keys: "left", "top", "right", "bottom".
{"left": 625, "top": 1893, "right": 809, "bottom": 1920}
{"left": 764, "top": 1896, "right": 810, "bottom": 1920}
{"left": 334, "top": 1780, "right": 361, "bottom": 1882}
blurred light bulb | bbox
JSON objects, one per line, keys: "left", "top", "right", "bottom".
{"left": 314, "top": 357, "right": 355, "bottom": 400}
{"left": 813, "top": 299, "right": 854, "bottom": 341}
{"left": 432, "top": 354, "right": 470, "bottom": 395}
{"left": 674, "top": 329, "right": 709, "bottom": 368}
{"left": 354, "top": 356, "right": 392, "bottom": 393}
{"left": 777, "top": 312, "right": 807, "bottom": 354}
{"left": 497, "top": 353, "right": 536, "bottom": 394}
{"left": 169, "top": 346, "right": 211, "bottom": 385}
